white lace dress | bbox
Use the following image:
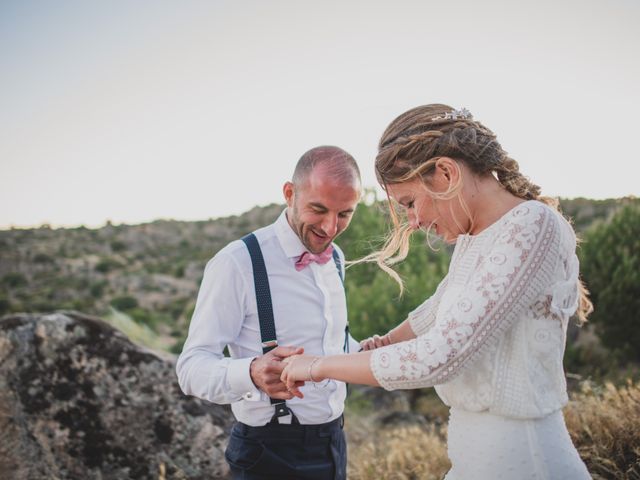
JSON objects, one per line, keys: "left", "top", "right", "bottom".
{"left": 370, "top": 201, "right": 590, "bottom": 480}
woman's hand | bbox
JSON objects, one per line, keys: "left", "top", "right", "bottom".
{"left": 359, "top": 333, "right": 393, "bottom": 351}
{"left": 280, "top": 354, "right": 324, "bottom": 398}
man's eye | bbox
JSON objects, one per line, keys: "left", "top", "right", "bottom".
{"left": 407, "top": 201, "right": 415, "bottom": 209}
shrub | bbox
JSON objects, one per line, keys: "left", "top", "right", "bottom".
{"left": 90, "top": 282, "right": 106, "bottom": 299}
{"left": 2, "top": 272, "right": 27, "bottom": 288}
{"left": 0, "top": 298, "right": 10, "bottom": 316}
{"left": 110, "top": 296, "right": 139, "bottom": 311}
{"left": 580, "top": 204, "right": 640, "bottom": 362}
{"left": 33, "top": 252, "right": 54, "bottom": 264}
{"left": 95, "top": 257, "right": 123, "bottom": 273}
{"left": 110, "top": 240, "right": 127, "bottom": 252}
{"left": 339, "top": 201, "right": 449, "bottom": 340}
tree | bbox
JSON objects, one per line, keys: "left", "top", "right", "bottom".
{"left": 579, "top": 203, "right": 640, "bottom": 361}
{"left": 339, "top": 199, "right": 450, "bottom": 339}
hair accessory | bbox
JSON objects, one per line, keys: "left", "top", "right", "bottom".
{"left": 433, "top": 107, "right": 473, "bottom": 121}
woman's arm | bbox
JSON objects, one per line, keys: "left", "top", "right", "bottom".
{"left": 281, "top": 350, "right": 379, "bottom": 397}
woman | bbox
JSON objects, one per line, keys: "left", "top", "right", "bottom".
{"left": 281, "top": 104, "right": 592, "bottom": 479}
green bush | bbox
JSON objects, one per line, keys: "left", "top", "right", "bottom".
{"left": 0, "top": 297, "right": 10, "bottom": 316}
{"left": 95, "top": 257, "right": 123, "bottom": 273}
{"left": 580, "top": 203, "right": 640, "bottom": 362}
{"left": 110, "top": 240, "right": 127, "bottom": 252}
{"left": 90, "top": 281, "right": 107, "bottom": 298}
{"left": 33, "top": 252, "right": 54, "bottom": 264}
{"left": 2, "top": 272, "right": 27, "bottom": 288}
{"left": 110, "top": 296, "right": 139, "bottom": 311}
{"left": 338, "top": 199, "right": 449, "bottom": 339}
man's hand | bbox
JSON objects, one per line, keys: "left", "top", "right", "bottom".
{"left": 249, "top": 346, "right": 305, "bottom": 399}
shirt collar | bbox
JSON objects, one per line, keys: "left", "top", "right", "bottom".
{"left": 274, "top": 209, "right": 307, "bottom": 259}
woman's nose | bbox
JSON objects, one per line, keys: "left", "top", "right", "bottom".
{"left": 408, "top": 212, "right": 420, "bottom": 230}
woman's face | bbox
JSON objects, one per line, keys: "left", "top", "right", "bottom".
{"left": 386, "top": 161, "right": 469, "bottom": 243}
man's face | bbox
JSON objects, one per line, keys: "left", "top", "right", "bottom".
{"left": 283, "top": 170, "right": 360, "bottom": 254}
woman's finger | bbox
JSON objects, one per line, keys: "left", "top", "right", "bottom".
{"left": 360, "top": 337, "right": 375, "bottom": 351}
{"left": 285, "top": 371, "right": 304, "bottom": 398}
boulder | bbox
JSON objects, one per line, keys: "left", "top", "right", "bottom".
{"left": 0, "top": 312, "right": 233, "bottom": 480}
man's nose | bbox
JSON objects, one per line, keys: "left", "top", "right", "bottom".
{"left": 321, "top": 215, "right": 338, "bottom": 237}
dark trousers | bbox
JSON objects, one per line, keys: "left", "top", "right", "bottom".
{"left": 225, "top": 416, "right": 347, "bottom": 480}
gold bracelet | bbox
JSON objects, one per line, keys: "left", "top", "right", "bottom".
{"left": 308, "top": 357, "right": 321, "bottom": 382}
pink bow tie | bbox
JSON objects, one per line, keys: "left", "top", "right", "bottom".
{"left": 295, "top": 246, "right": 334, "bottom": 271}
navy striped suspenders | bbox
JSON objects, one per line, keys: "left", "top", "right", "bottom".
{"left": 241, "top": 233, "right": 290, "bottom": 419}
{"left": 241, "top": 233, "right": 349, "bottom": 420}
{"left": 331, "top": 248, "right": 351, "bottom": 354}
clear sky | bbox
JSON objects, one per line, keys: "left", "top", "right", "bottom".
{"left": 1, "top": 0, "right": 639, "bottom": 229}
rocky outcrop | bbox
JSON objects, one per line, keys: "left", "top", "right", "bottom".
{"left": 0, "top": 312, "right": 233, "bottom": 480}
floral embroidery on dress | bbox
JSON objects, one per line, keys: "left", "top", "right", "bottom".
{"left": 371, "top": 201, "right": 570, "bottom": 419}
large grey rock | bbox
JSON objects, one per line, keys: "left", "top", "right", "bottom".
{"left": 0, "top": 312, "right": 233, "bottom": 480}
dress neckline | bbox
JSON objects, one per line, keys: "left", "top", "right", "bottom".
{"left": 456, "top": 199, "right": 538, "bottom": 243}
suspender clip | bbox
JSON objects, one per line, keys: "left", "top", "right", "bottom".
{"left": 262, "top": 339, "right": 278, "bottom": 352}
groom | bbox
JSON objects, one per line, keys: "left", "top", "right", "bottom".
{"left": 176, "top": 146, "right": 362, "bottom": 480}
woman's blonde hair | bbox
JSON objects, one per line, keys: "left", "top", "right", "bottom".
{"left": 365, "top": 104, "right": 591, "bottom": 324}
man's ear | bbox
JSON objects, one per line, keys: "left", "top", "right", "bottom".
{"left": 283, "top": 181, "right": 295, "bottom": 207}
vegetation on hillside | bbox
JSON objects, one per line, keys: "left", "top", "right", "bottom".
{"left": 0, "top": 196, "right": 637, "bottom": 361}
{"left": 1, "top": 195, "right": 639, "bottom": 477}
{"left": 579, "top": 202, "right": 640, "bottom": 363}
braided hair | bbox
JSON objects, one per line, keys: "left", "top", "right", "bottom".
{"left": 366, "top": 104, "right": 591, "bottom": 324}
{"left": 376, "top": 104, "right": 544, "bottom": 202}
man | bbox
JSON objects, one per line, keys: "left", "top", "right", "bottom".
{"left": 176, "top": 146, "right": 361, "bottom": 480}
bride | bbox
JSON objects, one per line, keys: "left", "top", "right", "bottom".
{"left": 281, "top": 104, "right": 592, "bottom": 479}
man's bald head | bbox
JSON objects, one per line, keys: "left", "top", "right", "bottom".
{"left": 292, "top": 146, "right": 361, "bottom": 189}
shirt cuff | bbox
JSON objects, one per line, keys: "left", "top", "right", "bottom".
{"left": 227, "top": 356, "right": 262, "bottom": 402}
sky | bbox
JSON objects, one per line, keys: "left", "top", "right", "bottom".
{"left": 1, "top": 0, "right": 639, "bottom": 229}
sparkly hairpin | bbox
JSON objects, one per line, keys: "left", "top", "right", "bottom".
{"left": 433, "top": 107, "right": 473, "bottom": 121}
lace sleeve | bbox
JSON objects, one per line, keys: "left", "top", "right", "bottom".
{"left": 371, "top": 202, "right": 561, "bottom": 390}
{"left": 408, "top": 275, "right": 449, "bottom": 337}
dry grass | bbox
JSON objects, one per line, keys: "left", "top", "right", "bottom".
{"left": 347, "top": 382, "right": 640, "bottom": 480}
{"left": 565, "top": 381, "right": 640, "bottom": 480}
{"left": 346, "top": 415, "right": 450, "bottom": 480}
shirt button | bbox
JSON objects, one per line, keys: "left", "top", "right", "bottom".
{"left": 244, "top": 392, "right": 253, "bottom": 400}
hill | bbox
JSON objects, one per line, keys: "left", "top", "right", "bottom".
{"left": 0, "top": 197, "right": 636, "bottom": 354}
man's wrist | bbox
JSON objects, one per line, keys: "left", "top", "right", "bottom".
{"left": 249, "top": 357, "right": 259, "bottom": 388}
{"left": 228, "top": 356, "right": 261, "bottom": 401}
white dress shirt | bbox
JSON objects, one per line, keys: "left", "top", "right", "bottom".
{"left": 176, "top": 209, "right": 358, "bottom": 426}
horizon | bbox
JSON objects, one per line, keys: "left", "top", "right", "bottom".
{"left": 2, "top": 0, "right": 639, "bottom": 229}
{"left": 1, "top": 194, "right": 635, "bottom": 232}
